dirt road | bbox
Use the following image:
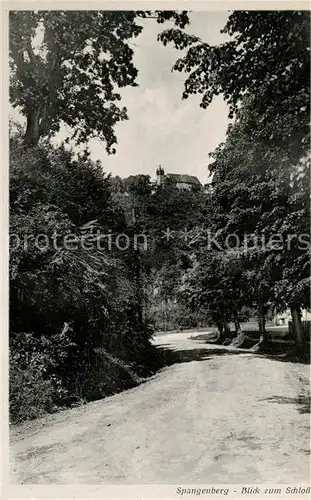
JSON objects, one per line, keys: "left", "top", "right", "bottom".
{"left": 10, "top": 332, "right": 310, "bottom": 484}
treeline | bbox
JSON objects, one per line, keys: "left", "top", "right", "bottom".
{"left": 9, "top": 10, "right": 310, "bottom": 423}
{"left": 113, "top": 11, "right": 311, "bottom": 357}
{"left": 109, "top": 134, "right": 310, "bottom": 359}
{"left": 109, "top": 174, "right": 209, "bottom": 330}
{"left": 159, "top": 10, "right": 310, "bottom": 357}
{"left": 9, "top": 132, "right": 208, "bottom": 423}
{"left": 9, "top": 134, "right": 161, "bottom": 423}
{"left": 178, "top": 100, "right": 310, "bottom": 356}
{"left": 9, "top": 9, "right": 190, "bottom": 424}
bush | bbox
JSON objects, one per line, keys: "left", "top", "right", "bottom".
{"left": 150, "top": 301, "right": 210, "bottom": 331}
{"left": 9, "top": 329, "right": 77, "bottom": 423}
{"left": 10, "top": 355, "right": 66, "bottom": 424}
{"left": 9, "top": 136, "right": 156, "bottom": 423}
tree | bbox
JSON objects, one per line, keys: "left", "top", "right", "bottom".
{"left": 109, "top": 174, "right": 209, "bottom": 331}
{"left": 160, "top": 12, "right": 310, "bottom": 353}
{"left": 10, "top": 10, "right": 189, "bottom": 149}
{"left": 123, "top": 174, "right": 152, "bottom": 197}
{"left": 160, "top": 11, "right": 310, "bottom": 158}
{"left": 205, "top": 102, "right": 282, "bottom": 345}
{"left": 179, "top": 250, "right": 243, "bottom": 342}
{"left": 9, "top": 133, "right": 162, "bottom": 421}
{"left": 189, "top": 98, "right": 310, "bottom": 352}
{"left": 109, "top": 175, "right": 126, "bottom": 194}
{"left": 10, "top": 133, "right": 125, "bottom": 232}
{"left": 271, "top": 157, "right": 310, "bottom": 356}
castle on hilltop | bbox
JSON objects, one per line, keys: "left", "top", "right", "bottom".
{"left": 154, "top": 166, "right": 213, "bottom": 194}
{"left": 155, "top": 166, "right": 202, "bottom": 191}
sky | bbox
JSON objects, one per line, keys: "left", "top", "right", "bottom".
{"left": 89, "top": 11, "right": 230, "bottom": 185}
{"left": 11, "top": 11, "right": 231, "bottom": 185}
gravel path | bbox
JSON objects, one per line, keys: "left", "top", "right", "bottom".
{"left": 10, "top": 332, "right": 310, "bottom": 484}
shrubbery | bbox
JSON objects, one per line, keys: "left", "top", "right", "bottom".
{"left": 9, "top": 134, "right": 156, "bottom": 424}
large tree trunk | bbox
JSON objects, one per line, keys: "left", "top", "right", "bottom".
{"left": 290, "top": 304, "right": 308, "bottom": 357}
{"left": 215, "top": 320, "right": 231, "bottom": 344}
{"left": 230, "top": 318, "right": 250, "bottom": 348}
{"left": 24, "top": 108, "right": 41, "bottom": 147}
{"left": 258, "top": 306, "right": 269, "bottom": 344}
{"left": 250, "top": 306, "right": 270, "bottom": 352}
{"left": 223, "top": 320, "right": 231, "bottom": 335}
{"left": 215, "top": 321, "right": 226, "bottom": 343}
{"left": 234, "top": 318, "right": 241, "bottom": 335}
{"left": 223, "top": 320, "right": 233, "bottom": 344}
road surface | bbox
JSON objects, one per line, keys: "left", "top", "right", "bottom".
{"left": 10, "top": 331, "right": 310, "bottom": 483}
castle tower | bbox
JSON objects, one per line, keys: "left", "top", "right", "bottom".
{"left": 156, "top": 165, "right": 165, "bottom": 186}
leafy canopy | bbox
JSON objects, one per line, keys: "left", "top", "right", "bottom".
{"left": 159, "top": 11, "right": 310, "bottom": 156}
{"left": 10, "top": 10, "right": 189, "bottom": 149}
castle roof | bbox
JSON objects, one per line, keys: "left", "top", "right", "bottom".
{"left": 165, "top": 173, "right": 202, "bottom": 185}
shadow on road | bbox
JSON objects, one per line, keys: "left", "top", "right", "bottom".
{"left": 153, "top": 345, "right": 248, "bottom": 368}
{"left": 152, "top": 340, "right": 310, "bottom": 375}
{"left": 151, "top": 343, "right": 311, "bottom": 418}
{"left": 187, "top": 331, "right": 310, "bottom": 365}
{"left": 262, "top": 395, "right": 311, "bottom": 414}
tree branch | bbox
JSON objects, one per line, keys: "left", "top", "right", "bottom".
{"left": 10, "top": 45, "right": 26, "bottom": 77}
{"left": 26, "top": 41, "right": 39, "bottom": 65}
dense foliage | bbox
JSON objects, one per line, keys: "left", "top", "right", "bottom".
{"left": 9, "top": 135, "right": 158, "bottom": 423}
{"left": 160, "top": 11, "right": 310, "bottom": 155}
{"left": 9, "top": 10, "right": 189, "bottom": 149}
{"left": 162, "top": 10, "right": 310, "bottom": 354}
{"left": 109, "top": 175, "right": 208, "bottom": 330}
{"left": 9, "top": 9, "right": 190, "bottom": 423}
{"left": 179, "top": 101, "right": 310, "bottom": 351}
{"left": 9, "top": 9, "right": 311, "bottom": 423}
